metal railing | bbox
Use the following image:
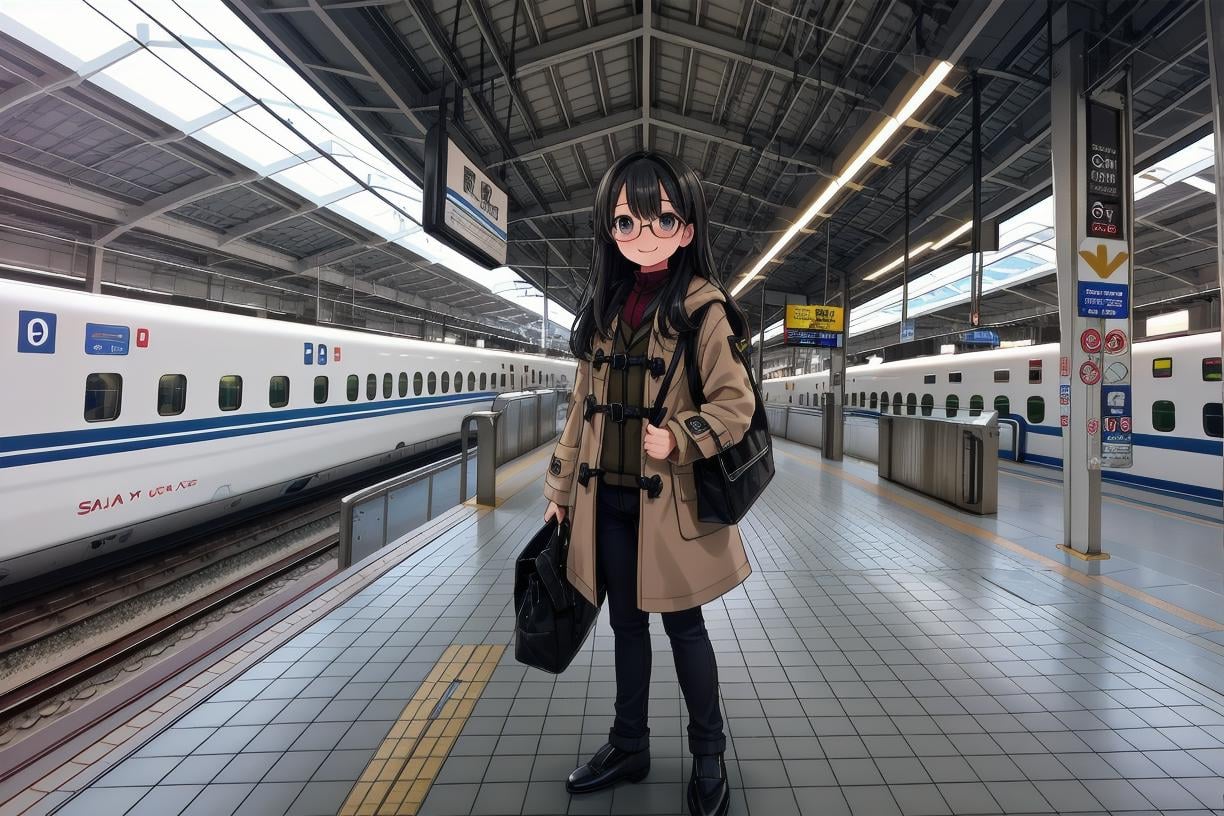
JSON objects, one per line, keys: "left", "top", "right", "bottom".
{"left": 338, "top": 388, "right": 568, "bottom": 569}
{"left": 878, "top": 410, "right": 999, "bottom": 514}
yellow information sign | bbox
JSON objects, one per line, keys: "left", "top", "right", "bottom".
{"left": 785, "top": 304, "right": 843, "bottom": 332}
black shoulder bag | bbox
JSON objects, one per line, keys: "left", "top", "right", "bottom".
{"left": 513, "top": 518, "right": 600, "bottom": 674}
{"left": 677, "top": 302, "right": 775, "bottom": 524}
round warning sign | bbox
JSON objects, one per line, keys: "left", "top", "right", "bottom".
{"left": 1104, "top": 329, "right": 1127, "bottom": 355}
{"left": 1120, "top": 416, "right": 1131, "bottom": 432}
{"left": 1079, "top": 328, "right": 1102, "bottom": 354}
{"left": 1079, "top": 360, "right": 1101, "bottom": 385}
{"left": 1087, "top": 418, "right": 1099, "bottom": 435}
{"left": 1104, "top": 361, "right": 1129, "bottom": 384}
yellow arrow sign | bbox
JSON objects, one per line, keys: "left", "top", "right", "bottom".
{"left": 1078, "top": 244, "right": 1129, "bottom": 279}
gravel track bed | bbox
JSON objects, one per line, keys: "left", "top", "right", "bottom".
{"left": 0, "top": 518, "right": 338, "bottom": 749}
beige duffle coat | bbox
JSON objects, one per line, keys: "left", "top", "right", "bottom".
{"left": 543, "top": 275, "right": 756, "bottom": 613}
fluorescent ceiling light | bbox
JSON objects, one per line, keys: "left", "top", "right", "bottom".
{"left": 863, "top": 241, "right": 932, "bottom": 281}
{"left": 931, "top": 221, "right": 973, "bottom": 250}
{"left": 729, "top": 60, "right": 953, "bottom": 298}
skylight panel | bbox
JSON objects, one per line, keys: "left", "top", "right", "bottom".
{"left": 272, "top": 157, "right": 358, "bottom": 202}
{"left": 198, "top": 113, "right": 295, "bottom": 169}
{"left": 0, "top": 0, "right": 128, "bottom": 67}
{"left": 95, "top": 48, "right": 220, "bottom": 126}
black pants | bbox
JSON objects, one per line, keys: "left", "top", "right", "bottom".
{"left": 596, "top": 483, "right": 727, "bottom": 756}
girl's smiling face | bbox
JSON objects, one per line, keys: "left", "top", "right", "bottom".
{"left": 610, "top": 182, "right": 695, "bottom": 269}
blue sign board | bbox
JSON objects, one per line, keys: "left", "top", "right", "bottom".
{"left": 304, "top": 342, "right": 314, "bottom": 364}
{"left": 785, "top": 328, "right": 842, "bottom": 348}
{"left": 84, "top": 323, "right": 130, "bottom": 355}
{"left": 900, "top": 320, "right": 915, "bottom": 343}
{"left": 961, "top": 329, "right": 999, "bottom": 346}
{"left": 1077, "top": 281, "right": 1129, "bottom": 318}
{"left": 18, "top": 310, "right": 57, "bottom": 353}
{"left": 1102, "top": 384, "right": 1130, "bottom": 417}
{"left": 317, "top": 344, "right": 328, "bottom": 366}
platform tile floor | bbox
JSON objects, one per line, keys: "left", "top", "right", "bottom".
{"left": 40, "top": 439, "right": 1224, "bottom": 816}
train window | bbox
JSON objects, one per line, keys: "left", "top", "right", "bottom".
{"left": 455, "top": 371, "right": 463, "bottom": 393}
{"left": 218, "top": 375, "right": 243, "bottom": 412}
{"left": 441, "top": 371, "right": 450, "bottom": 392}
{"left": 1152, "top": 400, "right": 1176, "bottom": 432}
{"left": 993, "top": 369, "right": 1010, "bottom": 383}
{"left": 1204, "top": 403, "right": 1223, "bottom": 438}
{"left": 995, "top": 396, "right": 1010, "bottom": 416}
{"left": 1028, "top": 359, "right": 1042, "bottom": 384}
{"left": 893, "top": 393, "right": 903, "bottom": 413}
{"left": 969, "top": 395, "right": 984, "bottom": 416}
{"left": 946, "top": 394, "right": 959, "bottom": 418}
{"left": 1204, "top": 357, "right": 1222, "bottom": 382}
{"left": 1153, "top": 357, "right": 1173, "bottom": 378}
{"left": 511, "top": 373, "right": 516, "bottom": 388}
{"left": 382, "top": 373, "right": 392, "bottom": 399}
{"left": 500, "top": 373, "right": 506, "bottom": 387}
{"left": 157, "top": 374, "right": 186, "bottom": 416}
{"left": 920, "top": 394, "right": 934, "bottom": 417}
{"left": 906, "top": 393, "right": 917, "bottom": 416}
{"left": 468, "top": 372, "right": 476, "bottom": 391}
{"left": 269, "top": 376, "right": 290, "bottom": 408}
{"left": 85, "top": 373, "right": 122, "bottom": 422}
{"left": 347, "top": 375, "right": 359, "bottom": 402}
{"left": 850, "top": 393, "right": 857, "bottom": 407}
{"left": 366, "top": 374, "right": 377, "bottom": 400}
{"left": 414, "top": 372, "right": 423, "bottom": 396}
{"left": 1027, "top": 396, "right": 1045, "bottom": 424}
{"left": 398, "top": 372, "right": 408, "bottom": 398}
{"left": 923, "top": 374, "right": 936, "bottom": 385}
{"left": 314, "top": 376, "right": 329, "bottom": 404}
{"left": 949, "top": 372, "right": 962, "bottom": 383}
{"left": 879, "top": 392, "right": 888, "bottom": 412}
{"left": 870, "top": 393, "right": 878, "bottom": 410}
{"left": 480, "top": 372, "right": 487, "bottom": 390}
{"left": 860, "top": 391, "right": 866, "bottom": 407}
{"left": 428, "top": 371, "right": 437, "bottom": 395}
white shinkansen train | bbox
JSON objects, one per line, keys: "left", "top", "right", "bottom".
{"left": 1, "top": 279, "right": 575, "bottom": 586}
{"left": 761, "top": 335, "right": 1223, "bottom": 505}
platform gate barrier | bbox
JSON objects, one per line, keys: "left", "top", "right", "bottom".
{"left": 338, "top": 388, "right": 568, "bottom": 568}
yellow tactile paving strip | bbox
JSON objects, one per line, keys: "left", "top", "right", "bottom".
{"left": 340, "top": 643, "right": 506, "bottom": 816}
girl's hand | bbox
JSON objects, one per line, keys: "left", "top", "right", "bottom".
{"left": 544, "top": 501, "right": 566, "bottom": 525}
{"left": 643, "top": 423, "right": 677, "bottom": 460}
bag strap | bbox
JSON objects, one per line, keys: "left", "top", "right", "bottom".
{"left": 648, "top": 327, "right": 687, "bottom": 427}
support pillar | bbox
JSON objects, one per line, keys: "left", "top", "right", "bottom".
{"left": 87, "top": 244, "right": 104, "bottom": 293}
{"left": 824, "top": 274, "right": 848, "bottom": 461}
{"left": 542, "top": 265, "right": 549, "bottom": 352}
{"left": 1051, "top": 7, "right": 1106, "bottom": 559}
{"left": 1207, "top": 0, "right": 1224, "bottom": 502}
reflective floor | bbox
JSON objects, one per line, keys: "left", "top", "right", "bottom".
{"left": 7, "top": 439, "right": 1223, "bottom": 816}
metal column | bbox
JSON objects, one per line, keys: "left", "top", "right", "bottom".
{"left": 824, "top": 273, "right": 848, "bottom": 461}
{"left": 1050, "top": 9, "right": 1103, "bottom": 558}
{"left": 542, "top": 265, "right": 549, "bottom": 352}
{"left": 1207, "top": 0, "right": 1224, "bottom": 501}
{"left": 87, "top": 245, "right": 104, "bottom": 293}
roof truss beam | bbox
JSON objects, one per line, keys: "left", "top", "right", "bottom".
{"left": 98, "top": 172, "right": 259, "bottom": 245}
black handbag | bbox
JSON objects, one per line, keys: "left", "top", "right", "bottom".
{"left": 676, "top": 302, "right": 775, "bottom": 524}
{"left": 513, "top": 518, "right": 601, "bottom": 674}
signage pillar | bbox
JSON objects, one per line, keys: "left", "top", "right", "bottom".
{"left": 1051, "top": 7, "right": 1120, "bottom": 560}
{"left": 1207, "top": 0, "right": 1224, "bottom": 499}
{"left": 823, "top": 275, "right": 848, "bottom": 461}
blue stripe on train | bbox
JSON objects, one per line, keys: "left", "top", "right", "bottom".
{"left": 0, "top": 391, "right": 499, "bottom": 455}
{"left": 1023, "top": 452, "right": 1223, "bottom": 503}
{"left": 0, "top": 393, "right": 493, "bottom": 470}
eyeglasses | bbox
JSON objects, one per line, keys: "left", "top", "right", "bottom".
{"left": 609, "top": 212, "right": 686, "bottom": 242}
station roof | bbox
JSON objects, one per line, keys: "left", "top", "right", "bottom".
{"left": 228, "top": 0, "right": 1219, "bottom": 354}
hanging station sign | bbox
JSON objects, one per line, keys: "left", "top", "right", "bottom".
{"left": 423, "top": 120, "right": 509, "bottom": 269}
{"left": 785, "top": 305, "right": 844, "bottom": 347}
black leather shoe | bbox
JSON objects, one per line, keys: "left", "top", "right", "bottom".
{"left": 687, "top": 753, "right": 729, "bottom": 816}
{"left": 565, "top": 742, "right": 650, "bottom": 794}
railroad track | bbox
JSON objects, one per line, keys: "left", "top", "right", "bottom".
{"left": 0, "top": 441, "right": 464, "bottom": 741}
{"left": 0, "top": 517, "right": 339, "bottom": 721}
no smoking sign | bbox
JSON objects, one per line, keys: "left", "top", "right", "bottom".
{"left": 1104, "top": 329, "right": 1127, "bottom": 355}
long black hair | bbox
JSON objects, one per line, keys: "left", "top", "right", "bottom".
{"left": 568, "top": 151, "right": 750, "bottom": 359}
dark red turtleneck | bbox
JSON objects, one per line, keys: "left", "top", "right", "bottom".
{"left": 622, "top": 267, "right": 668, "bottom": 330}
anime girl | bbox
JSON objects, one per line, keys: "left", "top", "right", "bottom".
{"left": 542, "top": 151, "right": 758, "bottom": 816}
